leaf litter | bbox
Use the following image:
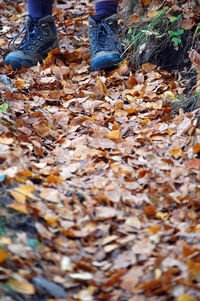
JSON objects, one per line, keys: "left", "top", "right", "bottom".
{"left": 1, "top": 0, "right": 200, "bottom": 300}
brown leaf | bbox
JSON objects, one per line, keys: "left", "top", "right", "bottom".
{"left": 40, "top": 188, "right": 61, "bottom": 202}
{"left": 95, "top": 78, "right": 108, "bottom": 96}
{"left": 142, "top": 63, "right": 156, "bottom": 72}
{"left": 188, "top": 49, "right": 200, "bottom": 73}
{"left": 33, "top": 120, "right": 51, "bottom": 137}
{"left": 181, "top": 19, "right": 194, "bottom": 30}
{"left": 35, "top": 222, "right": 53, "bottom": 240}
{"left": 187, "top": 260, "right": 200, "bottom": 282}
{"left": 184, "top": 159, "right": 200, "bottom": 170}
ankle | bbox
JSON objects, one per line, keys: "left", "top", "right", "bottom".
{"left": 95, "top": 1, "right": 118, "bottom": 21}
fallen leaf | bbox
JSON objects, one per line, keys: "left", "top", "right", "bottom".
{"left": 105, "top": 129, "right": 120, "bottom": 140}
{"left": 7, "top": 203, "right": 28, "bottom": 214}
{"left": 8, "top": 280, "right": 35, "bottom": 295}
{"left": 0, "top": 251, "right": 9, "bottom": 263}
{"left": 184, "top": 159, "right": 200, "bottom": 170}
{"left": 178, "top": 295, "right": 196, "bottom": 301}
{"left": 95, "top": 77, "right": 108, "bottom": 96}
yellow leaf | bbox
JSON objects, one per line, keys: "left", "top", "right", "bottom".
{"left": 168, "top": 148, "right": 184, "bottom": 159}
{"left": 104, "top": 244, "right": 118, "bottom": 253}
{"left": 10, "top": 185, "right": 35, "bottom": 203}
{"left": 7, "top": 202, "right": 28, "bottom": 214}
{"left": 167, "top": 128, "right": 175, "bottom": 136}
{"left": 105, "top": 129, "right": 120, "bottom": 140}
{"left": 44, "top": 215, "right": 59, "bottom": 227}
{"left": 15, "top": 177, "right": 26, "bottom": 184}
{"left": 16, "top": 185, "right": 35, "bottom": 198}
{"left": 178, "top": 294, "right": 196, "bottom": 301}
{"left": 0, "top": 136, "right": 14, "bottom": 145}
{"left": 9, "top": 280, "right": 35, "bottom": 295}
{"left": 155, "top": 268, "right": 162, "bottom": 280}
{"left": 163, "top": 91, "right": 174, "bottom": 99}
{"left": 9, "top": 191, "right": 26, "bottom": 203}
{"left": 14, "top": 79, "right": 28, "bottom": 89}
{"left": 155, "top": 211, "right": 169, "bottom": 221}
{"left": 0, "top": 237, "right": 11, "bottom": 245}
{"left": 102, "top": 235, "right": 118, "bottom": 246}
{"left": 147, "top": 11, "right": 159, "bottom": 18}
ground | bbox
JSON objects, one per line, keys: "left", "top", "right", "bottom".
{"left": 0, "top": 0, "right": 200, "bottom": 301}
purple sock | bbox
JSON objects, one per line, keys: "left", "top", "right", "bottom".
{"left": 28, "top": 0, "right": 53, "bottom": 20}
{"left": 94, "top": 1, "right": 118, "bottom": 21}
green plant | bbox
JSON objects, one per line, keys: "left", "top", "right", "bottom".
{"left": 0, "top": 103, "right": 8, "bottom": 113}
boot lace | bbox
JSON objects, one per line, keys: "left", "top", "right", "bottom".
{"left": 90, "top": 22, "right": 118, "bottom": 54}
{"left": 8, "top": 17, "right": 47, "bottom": 54}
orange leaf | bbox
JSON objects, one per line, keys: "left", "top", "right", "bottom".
{"left": 146, "top": 225, "right": 160, "bottom": 235}
{"left": 187, "top": 260, "right": 200, "bottom": 282}
{"left": 144, "top": 204, "right": 156, "bottom": 217}
{"left": 183, "top": 244, "right": 197, "bottom": 258}
{"left": 8, "top": 280, "right": 35, "bottom": 295}
{"left": 21, "top": 170, "right": 32, "bottom": 177}
{"left": 140, "top": 119, "right": 150, "bottom": 124}
{"left": 0, "top": 251, "right": 9, "bottom": 263}
{"left": 46, "top": 174, "right": 63, "bottom": 184}
{"left": 65, "top": 18, "right": 73, "bottom": 26}
{"left": 128, "top": 14, "right": 140, "bottom": 26}
{"left": 193, "top": 144, "right": 200, "bottom": 154}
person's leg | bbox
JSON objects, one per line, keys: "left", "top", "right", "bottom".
{"left": 94, "top": 0, "right": 119, "bottom": 21}
{"left": 88, "top": 0, "right": 123, "bottom": 71}
{"left": 5, "top": 0, "right": 58, "bottom": 70}
{"left": 27, "top": 0, "right": 53, "bottom": 20}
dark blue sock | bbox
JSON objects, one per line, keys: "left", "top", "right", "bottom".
{"left": 28, "top": 0, "right": 53, "bottom": 20}
{"left": 94, "top": 1, "right": 118, "bottom": 21}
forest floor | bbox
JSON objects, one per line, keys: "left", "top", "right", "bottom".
{"left": 0, "top": 1, "right": 200, "bottom": 301}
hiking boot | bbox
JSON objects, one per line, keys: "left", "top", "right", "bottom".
{"left": 5, "top": 15, "right": 59, "bottom": 70}
{"left": 88, "top": 14, "right": 123, "bottom": 71}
